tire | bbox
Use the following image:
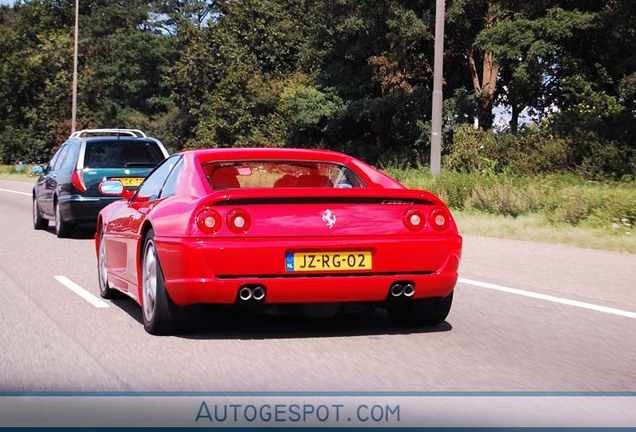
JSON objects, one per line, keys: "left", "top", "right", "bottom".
{"left": 97, "top": 228, "right": 118, "bottom": 299}
{"left": 54, "top": 200, "right": 72, "bottom": 238}
{"left": 141, "top": 229, "right": 181, "bottom": 335}
{"left": 33, "top": 197, "right": 48, "bottom": 230}
{"left": 388, "top": 291, "right": 453, "bottom": 327}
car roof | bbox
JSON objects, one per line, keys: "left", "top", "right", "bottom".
{"left": 70, "top": 128, "right": 147, "bottom": 138}
{"left": 82, "top": 136, "right": 160, "bottom": 143}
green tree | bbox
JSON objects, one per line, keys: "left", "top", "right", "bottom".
{"left": 547, "top": 0, "right": 635, "bottom": 177}
{"left": 308, "top": 1, "right": 435, "bottom": 164}
{"left": 169, "top": 0, "right": 315, "bottom": 149}
{"left": 150, "top": 0, "right": 212, "bottom": 34}
{"left": 74, "top": 0, "right": 178, "bottom": 141}
{"left": 0, "top": 1, "right": 75, "bottom": 162}
{"left": 447, "top": 1, "right": 598, "bottom": 131}
{"left": 0, "top": 0, "right": 633, "bottom": 177}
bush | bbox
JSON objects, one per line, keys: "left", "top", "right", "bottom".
{"left": 442, "top": 123, "right": 635, "bottom": 180}
{"left": 493, "top": 129, "right": 572, "bottom": 175}
{"left": 575, "top": 139, "right": 633, "bottom": 180}
{"left": 544, "top": 188, "right": 593, "bottom": 226}
{"left": 387, "top": 167, "right": 636, "bottom": 229}
{"left": 444, "top": 125, "right": 500, "bottom": 174}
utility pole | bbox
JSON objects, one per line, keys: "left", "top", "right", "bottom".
{"left": 71, "top": 0, "right": 79, "bottom": 133}
{"left": 430, "top": 0, "right": 445, "bottom": 174}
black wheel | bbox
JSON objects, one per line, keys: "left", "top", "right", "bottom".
{"left": 141, "top": 229, "right": 181, "bottom": 335}
{"left": 97, "top": 228, "right": 118, "bottom": 299}
{"left": 388, "top": 291, "right": 453, "bottom": 327}
{"left": 33, "top": 197, "right": 48, "bottom": 230}
{"left": 54, "top": 200, "right": 72, "bottom": 238}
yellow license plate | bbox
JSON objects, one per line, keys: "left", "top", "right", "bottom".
{"left": 285, "top": 251, "right": 372, "bottom": 272}
{"left": 112, "top": 177, "right": 144, "bottom": 187}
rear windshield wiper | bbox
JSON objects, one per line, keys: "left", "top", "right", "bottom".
{"left": 124, "top": 162, "right": 157, "bottom": 168}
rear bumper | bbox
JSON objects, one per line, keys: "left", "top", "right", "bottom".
{"left": 155, "top": 235, "right": 462, "bottom": 306}
{"left": 58, "top": 195, "right": 121, "bottom": 225}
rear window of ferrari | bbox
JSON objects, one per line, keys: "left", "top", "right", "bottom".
{"left": 83, "top": 140, "right": 165, "bottom": 169}
{"left": 203, "top": 161, "right": 367, "bottom": 190}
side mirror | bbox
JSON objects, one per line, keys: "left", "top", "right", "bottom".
{"left": 32, "top": 165, "right": 44, "bottom": 175}
{"left": 99, "top": 180, "right": 125, "bottom": 196}
{"left": 99, "top": 180, "right": 135, "bottom": 201}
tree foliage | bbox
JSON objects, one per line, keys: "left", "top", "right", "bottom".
{"left": 0, "top": 0, "right": 633, "bottom": 178}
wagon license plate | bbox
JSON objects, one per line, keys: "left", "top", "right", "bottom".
{"left": 111, "top": 177, "right": 144, "bottom": 187}
{"left": 285, "top": 251, "right": 372, "bottom": 272}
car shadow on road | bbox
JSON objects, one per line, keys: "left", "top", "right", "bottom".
{"left": 108, "top": 298, "right": 452, "bottom": 340}
{"left": 191, "top": 310, "right": 453, "bottom": 340}
{"left": 41, "top": 226, "right": 96, "bottom": 240}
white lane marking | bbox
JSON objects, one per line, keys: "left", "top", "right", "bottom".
{"left": 459, "top": 277, "right": 636, "bottom": 320}
{"left": 54, "top": 275, "right": 109, "bottom": 309}
{"left": 0, "top": 188, "right": 30, "bottom": 196}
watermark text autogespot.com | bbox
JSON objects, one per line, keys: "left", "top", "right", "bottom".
{"left": 195, "top": 401, "right": 401, "bottom": 425}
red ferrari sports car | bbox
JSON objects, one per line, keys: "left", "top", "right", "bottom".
{"left": 96, "top": 148, "right": 462, "bottom": 334}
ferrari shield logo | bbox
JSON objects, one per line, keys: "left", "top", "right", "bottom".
{"left": 322, "top": 209, "right": 336, "bottom": 229}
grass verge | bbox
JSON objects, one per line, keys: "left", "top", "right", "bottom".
{"left": 2, "top": 165, "right": 634, "bottom": 253}
{"left": 454, "top": 210, "right": 635, "bottom": 254}
{"left": 0, "top": 165, "right": 38, "bottom": 182}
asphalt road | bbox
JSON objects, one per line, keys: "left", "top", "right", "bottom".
{"left": 1, "top": 178, "right": 635, "bottom": 425}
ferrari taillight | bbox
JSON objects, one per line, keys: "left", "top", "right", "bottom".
{"left": 196, "top": 208, "right": 222, "bottom": 234}
{"left": 227, "top": 208, "right": 251, "bottom": 234}
{"left": 403, "top": 209, "right": 425, "bottom": 231}
{"left": 71, "top": 169, "right": 87, "bottom": 192}
{"left": 430, "top": 208, "right": 451, "bottom": 231}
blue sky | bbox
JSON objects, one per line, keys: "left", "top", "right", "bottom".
{"left": 0, "top": 0, "right": 15, "bottom": 5}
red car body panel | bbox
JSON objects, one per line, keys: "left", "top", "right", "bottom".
{"left": 155, "top": 236, "right": 461, "bottom": 305}
{"left": 96, "top": 148, "right": 462, "bottom": 310}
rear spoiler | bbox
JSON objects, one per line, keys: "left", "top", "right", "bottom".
{"left": 201, "top": 188, "right": 442, "bottom": 207}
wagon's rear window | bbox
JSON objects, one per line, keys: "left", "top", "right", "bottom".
{"left": 83, "top": 141, "right": 165, "bottom": 169}
{"left": 203, "top": 161, "right": 367, "bottom": 190}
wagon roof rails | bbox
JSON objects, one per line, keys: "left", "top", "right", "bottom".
{"left": 69, "top": 128, "right": 148, "bottom": 138}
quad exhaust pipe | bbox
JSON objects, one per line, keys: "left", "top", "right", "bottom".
{"left": 252, "top": 285, "right": 266, "bottom": 301}
{"left": 238, "top": 286, "right": 253, "bottom": 301}
{"left": 238, "top": 284, "right": 267, "bottom": 302}
{"left": 389, "top": 281, "right": 416, "bottom": 298}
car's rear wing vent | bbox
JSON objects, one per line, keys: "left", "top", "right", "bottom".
{"left": 214, "top": 197, "right": 434, "bottom": 206}
{"left": 70, "top": 129, "right": 147, "bottom": 138}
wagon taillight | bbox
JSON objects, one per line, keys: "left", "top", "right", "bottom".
{"left": 71, "top": 169, "right": 87, "bottom": 192}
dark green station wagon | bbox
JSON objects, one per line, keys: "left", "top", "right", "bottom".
{"left": 32, "top": 129, "right": 169, "bottom": 238}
